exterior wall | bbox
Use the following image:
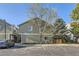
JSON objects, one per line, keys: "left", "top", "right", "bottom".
{"left": 20, "top": 34, "right": 52, "bottom": 44}
{"left": 18, "top": 21, "right": 39, "bottom": 33}
{"left": 21, "top": 35, "right": 41, "bottom": 43}
{"left": 18, "top": 18, "right": 53, "bottom": 44}
{"left": 18, "top": 21, "right": 41, "bottom": 43}
{"left": 0, "top": 20, "right": 13, "bottom": 40}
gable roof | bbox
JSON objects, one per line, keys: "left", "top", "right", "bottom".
{"left": 18, "top": 17, "right": 52, "bottom": 27}
{"left": 0, "top": 19, "right": 12, "bottom": 26}
{"left": 0, "top": 19, "right": 18, "bottom": 30}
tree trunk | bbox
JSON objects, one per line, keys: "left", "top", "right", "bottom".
{"left": 40, "top": 33, "right": 42, "bottom": 44}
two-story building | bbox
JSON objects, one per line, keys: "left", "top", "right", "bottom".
{"left": 18, "top": 17, "right": 54, "bottom": 44}
{"left": 0, "top": 19, "right": 15, "bottom": 40}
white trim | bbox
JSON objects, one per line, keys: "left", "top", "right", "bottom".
{"left": 27, "top": 25, "right": 33, "bottom": 32}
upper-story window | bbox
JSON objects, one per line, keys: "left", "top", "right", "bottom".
{"left": 27, "top": 26, "right": 33, "bottom": 32}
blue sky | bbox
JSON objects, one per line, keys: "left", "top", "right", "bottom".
{"left": 0, "top": 3, "right": 76, "bottom": 25}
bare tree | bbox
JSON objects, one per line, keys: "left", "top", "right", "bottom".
{"left": 28, "top": 4, "right": 58, "bottom": 43}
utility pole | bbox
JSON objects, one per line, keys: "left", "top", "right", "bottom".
{"left": 4, "top": 20, "right": 6, "bottom": 40}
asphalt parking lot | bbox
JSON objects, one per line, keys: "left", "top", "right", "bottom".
{"left": 0, "top": 44, "right": 79, "bottom": 56}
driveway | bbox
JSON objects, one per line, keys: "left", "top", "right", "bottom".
{"left": 0, "top": 44, "right": 79, "bottom": 56}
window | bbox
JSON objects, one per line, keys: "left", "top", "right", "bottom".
{"left": 27, "top": 26, "right": 33, "bottom": 32}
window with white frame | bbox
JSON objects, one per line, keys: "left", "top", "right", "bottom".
{"left": 27, "top": 26, "right": 33, "bottom": 32}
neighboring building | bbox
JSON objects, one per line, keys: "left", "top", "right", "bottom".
{"left": 65, "top": 22, "right": 79, "bottom": 42}
{"left": 18, "top": 17, "right": 53, "bottom": 44}
{"left": 0, "top": 19, "right": 15, "bottom": 40}
{"left": 66, "top": 23, "right": 73, "bottom": 30}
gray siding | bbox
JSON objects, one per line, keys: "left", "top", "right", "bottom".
{"left": 18, "top": 21, "right": 39, "bottom": 33}
{"left": 18, "top": 18, "right": 53, "bottom": 43}
{"left": 0, "top": 20, "right": 13, "bottom": 40}
{"left": 18, "top": 21, "right": 40, "bottom": 43}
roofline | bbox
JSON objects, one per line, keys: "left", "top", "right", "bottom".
{"left": 18, "top": 17, "right": 64, "bottom": 27}
{"left": 18, "top": 17, "right": 46, "bottom": 27}
{"left": 0, "top": 19, "right": 12, "bottom": 26}
{"left": 18, "top": 20, "right": 29, "bottom": 27}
